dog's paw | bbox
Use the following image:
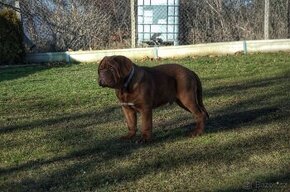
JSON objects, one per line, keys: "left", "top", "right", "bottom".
{"left": 136, "top": 137, "right": 152, "bottom": 144}
{"left": 120, "top": 133, "right": 136, "bottom": 141}
{"left": 189, "top": 130, "right": 203, "bottom": 138}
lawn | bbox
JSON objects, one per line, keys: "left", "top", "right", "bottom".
{"left": 0, "top": 53, "right": 290, "bottom": 191}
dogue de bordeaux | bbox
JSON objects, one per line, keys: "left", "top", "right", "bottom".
{"left": 98, "top": 55, "right": 209, "bottom": 143}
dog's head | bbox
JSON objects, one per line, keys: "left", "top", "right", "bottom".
{"left": 98, "top": 55, "right": 134, "bottom": 89}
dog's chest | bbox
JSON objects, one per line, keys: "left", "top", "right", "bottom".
{"left": 116, "top": 90, "right": 135, "bottom": 103}
{"left": 116, "top": 90, "right": 141, "bottom": 111}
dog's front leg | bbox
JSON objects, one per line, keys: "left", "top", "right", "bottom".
{"left": 139, "top": 107, "right": 153, "bottom": 143}
{"left": 120, "top": 106, "right": 137, "bottom": 140}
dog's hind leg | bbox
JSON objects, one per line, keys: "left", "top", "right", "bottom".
{"left": 176, "top": 99, "right": 190, "bottom": 112}
{"left": 177, "top": 91, "right": 207, "bottom": 138}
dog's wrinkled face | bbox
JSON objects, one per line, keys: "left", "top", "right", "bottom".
{"left": 98, "top": 57, "right": 119, "bottom": 88}
{"left": 98, "top": 56, "right": 132, "bottom": 88}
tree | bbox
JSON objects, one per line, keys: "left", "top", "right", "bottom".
{"left": 0, "top": 7, "right": 24, "bottom": 64}
{"left": 20, "top": 0, "right": 130, "bottom": 52}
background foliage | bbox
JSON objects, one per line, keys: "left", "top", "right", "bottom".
{"left": 12, "top": 0, "right": 290, "bottom": 52}
{"left": 0, "top": 8, "right": 24, "bottom": 65}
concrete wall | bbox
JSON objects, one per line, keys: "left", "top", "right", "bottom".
{"left": 25, "top": 39, "right": 290, "bottom": 63}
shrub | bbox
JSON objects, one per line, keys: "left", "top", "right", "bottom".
{"left": 0, "top": 8, "right": 24, "bottom": 65}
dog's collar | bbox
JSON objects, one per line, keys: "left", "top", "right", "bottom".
{"left": 123, "top": 66, "right": 135, "bottom": 89}
{"left": 120, "top": 102, "right": 134, "bottom": 106}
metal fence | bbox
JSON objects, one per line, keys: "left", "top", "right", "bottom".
{"left": 1, "top": 0, "right": 290, "bottom": 53}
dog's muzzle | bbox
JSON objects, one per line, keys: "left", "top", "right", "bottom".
{"left": 98, "top": 79, "right": 105, "bottom": 87}
{"left": 98, "top": 71, "right": 107, "bottom": 87}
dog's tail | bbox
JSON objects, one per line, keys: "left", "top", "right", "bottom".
{"left": 195, "top": 74, "right": 209, "bottom": 119}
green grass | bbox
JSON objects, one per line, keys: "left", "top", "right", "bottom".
{"left": 0, "top": 53, "right": 290, "bottom": 191}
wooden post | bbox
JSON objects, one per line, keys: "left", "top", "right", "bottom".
{"left": 131, "top": 0, "right": 136, "bottom": 48}
{"left": 264, "top": 0, "right": 269, "bottom": 39}
{"left": 14, "top": 0, "right": 21, "bottom": 20}
{"left": 15, "top": 0, "right": 35, "bottom": 50}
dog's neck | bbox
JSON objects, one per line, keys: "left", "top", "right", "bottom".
{"left": 123, "top": 65, "right": 135, "bottom": 89}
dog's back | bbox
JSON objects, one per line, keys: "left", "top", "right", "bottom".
{"left": 149, "top": 64, "right": 209, "bottom": 118}
{"left": 138, "top": 65, "right": 177, "bottom": 108}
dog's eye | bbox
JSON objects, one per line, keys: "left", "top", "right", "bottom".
{"left": 109, "top": 66, "right": 114, "bottom": 70}
{"left": 99, "top": 65, "right": 104, "bottom": 70}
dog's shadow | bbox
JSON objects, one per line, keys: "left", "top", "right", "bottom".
{"left": 150, "top": 106, "right": 281, "bottom": 143}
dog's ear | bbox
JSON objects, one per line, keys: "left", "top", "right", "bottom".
{"left": 111, "top": 55, "right": 133, "bottom": 77}
{"left": 98, "top": 56, "right": 107, "bottom": 73}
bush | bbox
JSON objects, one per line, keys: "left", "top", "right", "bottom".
{"left": 0, "top": 8, "right": 24, "bottom": 65}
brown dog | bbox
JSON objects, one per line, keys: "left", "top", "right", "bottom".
{"left": 98, "top": 55, "right": 208, "bottom": 142}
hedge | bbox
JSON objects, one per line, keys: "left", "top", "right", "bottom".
{"left": 0, "top": 8, "right": 24, "bottom": 65}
